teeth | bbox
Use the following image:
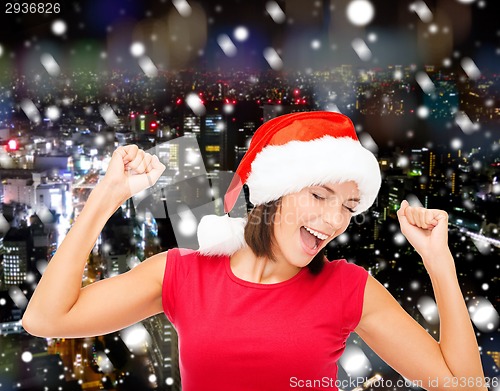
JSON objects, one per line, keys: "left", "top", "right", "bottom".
{"left": 304, "top": 226, "right": 329, "bottom": 241}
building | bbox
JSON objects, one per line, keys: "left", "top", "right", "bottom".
{"left": 203, "top": 113, "right": 224, "bottom": 171}
{"left": 2, "top": 177, "right": 36, "bottom": 208}
{"left": 101, "top": 207, "right": 134, "bottom": 276}
{"left": 487, "top": 351, "right": 500, "bottom": 368}
{"left": 183, "top": 114, "right": 200, "bottom": 134}
{"left": 130, "top": 112, "right": 159, "bottom": 133}
{"left": 2, "top": 227, "right": 30, "bottom": 287}
{"left": 263, "top": 104, "right": 309, "bottom": 122}
{"left": 35, "top": 183, "right": 68, "bottom": 216}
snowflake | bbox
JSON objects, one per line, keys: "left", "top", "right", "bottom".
{"left": 346, "top": 0, "right": 375, "bottom": 26}
{"left": 266, "top": 1, "right": 286, "bottom": 24}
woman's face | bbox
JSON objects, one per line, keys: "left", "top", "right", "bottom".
{"left": 272, "top": 181, "right": 360, "bottom": 268}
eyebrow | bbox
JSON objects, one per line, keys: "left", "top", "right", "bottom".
{"left": 318, "top": 185, "right": 361, "bottom": 203}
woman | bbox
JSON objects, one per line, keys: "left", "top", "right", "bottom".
{"left": 22, "top": 111, "right": 487, "bottom": 390}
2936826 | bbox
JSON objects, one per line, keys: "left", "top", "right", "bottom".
{"left": 5, "top": 3, "right": 60, "bottom": 14}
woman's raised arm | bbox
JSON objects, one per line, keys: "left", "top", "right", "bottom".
{"left": 355, "top": 201, "right": 487, "bottom": 391}
{"left": 22, "top": 145, "right": 167, "bottom": 338}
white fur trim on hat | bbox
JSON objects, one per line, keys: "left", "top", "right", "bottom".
{"left": 197, "top": 214, "right": 247, "bottom": 256}
{"left": 245, "top": 136, "right": 381, "bottom": 215}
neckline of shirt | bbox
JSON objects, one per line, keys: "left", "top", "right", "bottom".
{"left": 224, "top": 255, "right": 309, "bottom": 289}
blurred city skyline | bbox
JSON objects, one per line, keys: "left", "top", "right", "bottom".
{"left": 0, "top": 1, "right": 499, "bottom": 390}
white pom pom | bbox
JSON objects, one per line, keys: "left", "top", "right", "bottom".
{"left": 197, "top": 214, "right": 247, "bottom": 256}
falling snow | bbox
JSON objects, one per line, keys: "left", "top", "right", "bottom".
{"left": 358, "top": 132, "right": 378, "bottom": 153}
{"left": 185, "top": 92, "right": 206, "bottom": 116}
{"left": 51, "top": 20, "right": 67, "bottom": 36}
{"left": 21, "top": 351, "right": 33, "bottom": 363}
{"left": 266, "top": 1, "right": 286, "bottom": 23}
{"left": 130, "top": 42, "right": 146, "bottom": 58}
{"left": 0, "top": 1, "right": 498, "bottom": 388}
{"left": 455, "top": 111, "right": 479, "bottom": 135}
{"left": 417, "top": 296, "right": 439, "bottom": 325}
{"left": 173, "top": 0, "right": 192, "bottom": 17}
{"left": 346, "top": 0, "right": 375, "bottom": 26}
{"left": 45, "top": 106, "right": 61, "bottom": 121}
{"left": 461, "top": 57, "right": 481, "bottom": 80}
{"left": 469, "top": 297, "right": 500, "bottom": 332}
{"left": 120, "top": 323, "right": 152, "bottom": 353}
{"left": 415, "top": 71, "right": 435, "bottom": 94}
{"left": 176, "top": 204, "right": 197, "bottom": 236}
{"left": 8, "top": 287, "right": 28, "bottom": 309}
{"left": 20, "top": 99, "right": 42, "bottom": 124}
{"left": 410, "top": 1, "right": 433, "bottom": 23}
{"left": 263, "top": 47, "right": 283, "bottom": 70}
{"left": 311, "top": 40, "right": 321, "bottom": 50}
{"left": 40, "top": 53, "right": 61, "bottom": 77}
{"left": 416, "top": 105, "right": 430, "bottom": 119}
{"left": 99, "top": 104, "right": 119, "bottom": 127}
{"left": 352, "top": 38, "right": 372, "bottom": 61}
{"left": 233, "top": 26, "right": 249, "bottom": 42}
{"left": 138, "top": 56, "right": 158, "bottom": 78}
{"left": 339, "top": 346, "right": 372, "bottom": 377}
{"left": 217, "top": 34, "right": 237, "bottom": 57}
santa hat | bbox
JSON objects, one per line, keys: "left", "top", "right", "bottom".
{"left": 197, "top": 111, "right": 381, "bottom": 256}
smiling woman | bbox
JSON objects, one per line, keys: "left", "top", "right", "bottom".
{"left": 197, "top": 111, "right": 381, "bottom": 258}
{"left": 241, "top": 181, "right": 360, "bottom": 276}
{"left": 23, "top": 111, "right": 488, "bottom": 391}
{"left": 271, "top": 182, "right": 359, "bottom": 270}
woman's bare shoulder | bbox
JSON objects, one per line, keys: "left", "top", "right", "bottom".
{"left": 139, "top": 250, "right": 169, "bottom": 284}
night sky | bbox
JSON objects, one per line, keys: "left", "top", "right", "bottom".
{"left": 2, "top": 0, "right": 500, "bottom": 73}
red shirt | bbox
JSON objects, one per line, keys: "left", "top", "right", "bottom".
{"left": 162, "top": 248, "right": 368, "bottom": 391}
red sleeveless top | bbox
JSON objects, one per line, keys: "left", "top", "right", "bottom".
{"left": 162, "top": 248, "right": 368, "bottom": 391}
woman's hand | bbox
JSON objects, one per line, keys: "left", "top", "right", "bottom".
{"left": 99, "top": 144, "right": 166, "bottom": 205}
{"left": 396, "top": 200, "right": 453, "bottom": 270}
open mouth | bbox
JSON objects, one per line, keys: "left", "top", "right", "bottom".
{"left": 300, "top": 226, "right": 328, "bottom": 252}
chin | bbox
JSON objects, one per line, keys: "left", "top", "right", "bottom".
{"left": 291, "top": 246, "right": 318, "bottom": 268}
{"left": 291, "top": 257, "right": 312, "bottom": 269}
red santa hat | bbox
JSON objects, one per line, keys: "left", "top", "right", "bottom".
{"left": 197, "top": 111, "right": 381, "bottom": 256}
